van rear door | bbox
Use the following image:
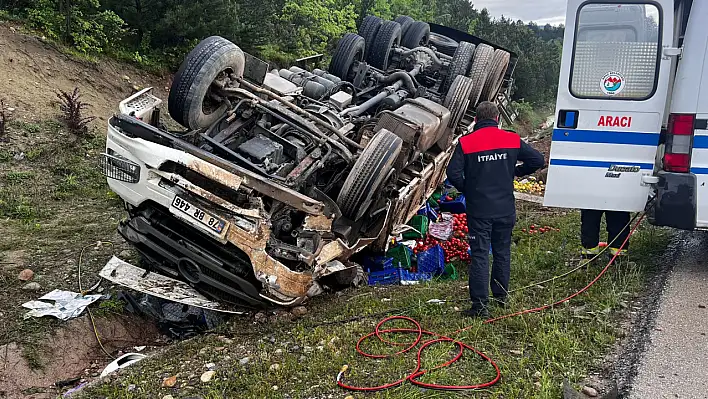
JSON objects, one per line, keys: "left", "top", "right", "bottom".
{"left": 543, "top": 1, "right": 674, "bottom": 211}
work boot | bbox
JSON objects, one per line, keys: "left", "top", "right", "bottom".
{"left": 609, "top": 248, "right": 628, "bottom": 257}
{"left": 462, "top": 307, "right": 490, "bottom": 319}
{"left": 581, "top": 246, "right": 600, "bottom": 258}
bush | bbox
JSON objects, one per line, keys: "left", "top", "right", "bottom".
{"left": 56, "top": 87, "right": 95, "bottom": 138}
{"left": 26, "top": 0, "right": 126, "bottom": 54}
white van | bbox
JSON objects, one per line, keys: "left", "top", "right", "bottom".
{"left": 543, "top": 0, "right": 708, "bottom": 230}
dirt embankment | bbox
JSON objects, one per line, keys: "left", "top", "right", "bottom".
{"left": 0, "top": 23, "right": 169, "bottom": 123}
{"left": 0, "top": 23, "right": 170, "bottom": 399}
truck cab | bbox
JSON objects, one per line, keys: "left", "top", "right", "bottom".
{"left": 544, "top": 0, "right": 708, "bottom": 230}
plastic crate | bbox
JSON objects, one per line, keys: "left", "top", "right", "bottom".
{"left": 386, "top": 245, "right": 413, "bottom": 269}
{"left": 439, "top": 194, "right": 466, "bottom": 214}
{"left": 363, "top": 256, "right": 393, "bottom": 273}
{"left": 368, "top": 268, "right": 402, "bottom": 286}
{"left": 417, "top": 203, "right": 439, "bottom": 221}
{"left": 417, "top": 245, "right": 445, "bottom": 275}
{"left": 402, "top": 215, "right": 430, "bottom": 239}
{"left": 400, "top": 269, "right": 432, "bottom": 284}
{"left": 440, "top": 263, "right": 459, "bottom": 280}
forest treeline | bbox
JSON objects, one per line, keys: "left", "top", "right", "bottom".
{"left": 0, "top": 0, "right": 564, "bottom": 103}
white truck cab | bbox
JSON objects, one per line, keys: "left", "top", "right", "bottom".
{"left": 544, "top": 0, "right": 708, "bottom": 230}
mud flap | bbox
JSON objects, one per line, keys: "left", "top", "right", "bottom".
{"left": 649, "top": 171, "right": 697, "bottom": 230}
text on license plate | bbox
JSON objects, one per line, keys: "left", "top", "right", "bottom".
{"left": 171, "top": 196, "right": 228, "bottom": 235}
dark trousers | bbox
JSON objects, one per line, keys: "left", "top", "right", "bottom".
{"left": 580, "top": 210, "right": 631, "bottom": 249}
{"left": 467, "top": 214, "right": 515, "bottom": 310}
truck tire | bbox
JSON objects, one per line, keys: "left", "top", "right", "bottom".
{"left": 401, "top": 21, "right": 430, "bottom": 49}
{"left": 358, "top": 15, "right": 383, "bottom": 60}
{"left": 337, "top": 129, "right": 403, "bottom": 221}
{"left": 466, "top": 43, "right": 494, "bottom": 107}
{"left": 394, "top": 15, "right": 415, "bottom": 36}
{"left": 168, "top": 36, "right": 245, "bottom": 130}
{"left": 443, "top": 75, "right": 475, "bottom": 130}
{"left": 441, "top": 41, "right": 475, "bottom": 95}
{"left": 368, "top": 21, "right": 402, "bottom": 71}
{"left": 329, "top": 33, "right": 366, "bottom": 82}
{"left": 429, "top": 32, "right": 458, "bottom": 56}
{"left": 480, "top": 49, "right": 511, "bottom": 102}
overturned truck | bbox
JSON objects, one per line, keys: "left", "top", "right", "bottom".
{"left": 100, "top": 15, "right": 517, "bottom": 308}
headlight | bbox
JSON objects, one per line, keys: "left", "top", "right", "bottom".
{"left": 100, "top": 153, "right": 140, "bottom": 183}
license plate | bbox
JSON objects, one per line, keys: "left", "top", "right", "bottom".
{"left": 170, "top": 196, "right": 229, "bottom": 236}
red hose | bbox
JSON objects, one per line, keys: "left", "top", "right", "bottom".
{"left": 337, "top": 214, "right": 645, "bottom": 392}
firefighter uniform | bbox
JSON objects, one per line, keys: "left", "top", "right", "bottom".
{"left": 446, "top": 118, "right": 544, "bottom": 315}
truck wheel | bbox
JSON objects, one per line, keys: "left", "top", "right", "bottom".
{"left": 337, "top": 129, "right": 403, "bottom": 221}
{"left": 168, "top": 36, "right": 245, "bottom": 130}
{"left": 429, "top": 32, "right": 458, "bottom": 56}
{"left": 444, "top": 75, "right": 474, "bottom": 130}
{"left": 480, "top": 49, "right": 511, "bottom": 102}
{"left": 394, "top": 15, "right": 415, "bottom": 36}
{"left": 401, "top": 21, "right": 430, "bottom": 49}
{"left": 329, "top": 33, "right": 366, "bottom": 82}
{"left": 368, "top": 21, "right": 402, "bottom": 71}
{"left": 358, "top": 15, "right": 383, "bottom": 60}
{"left": 466, "top": 43, "right": 494, "bottom": 107}
{"left": 441, "top": 41, "right": 475, "bottom": 95}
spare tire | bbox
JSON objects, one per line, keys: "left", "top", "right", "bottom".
{"left": 394, "top": 15, "right": 415, "bottom": 36}
{"left": 358, "top": 15, "right": 383, "bottom": 60}
{"left": 329, "top": 33, "right": 366, "bottom": 82}
{"left": 466, "top": 43, "right": 494, "bottom": 107}
{"left": 337, "top": 129, "right": 403, "bottom": 221}
{"left": 168, "top": 36, "right": 245, "bottom": 130}
{"left": 444, "top": 75, "right": 475, "bottom": 130}
{"left": 368, "top": 21, "right": 402, "bottom": 70}
{"left": 480, "top": 49, "right": 511, "bottom": 102}
{"left": 441, "top": 41, "right": 475, "bottom": 95}
{"left": 401, "top": 21, "right": 430, "bottom": 49}
{"left": 429, "top": 32, "right": 458, "bottom": 56}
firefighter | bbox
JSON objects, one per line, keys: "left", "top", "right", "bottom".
{"left": 446, "top": 101, "right": 545, "bottom": 318}
{"left": 580, "top": 210, "right": 630, "bottom": 257}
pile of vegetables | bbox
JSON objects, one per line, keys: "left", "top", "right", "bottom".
{"left": 514, "top": 177, "right": 545, "bottom": 195}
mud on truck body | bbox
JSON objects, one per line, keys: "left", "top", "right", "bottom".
{"left": 100, "top": 15, "right": 517, "bottom": 308}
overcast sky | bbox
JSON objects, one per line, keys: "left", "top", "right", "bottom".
{"left": 473, "top": 0, "right": 568, "bottom": 25}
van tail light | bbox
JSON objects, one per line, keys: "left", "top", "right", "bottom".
{"left": 663, "top": 113, "right": 695, "bottom": 173}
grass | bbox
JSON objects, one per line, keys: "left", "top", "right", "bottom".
{"left": 79, "top": 204, "right": 670, "bottom": 399}
{"left": 0, "top": 118, "right": 127, "bottom": 369}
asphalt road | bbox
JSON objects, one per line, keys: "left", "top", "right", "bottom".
{"left": 629, "top": 232, "right": 708, "bottom": 399}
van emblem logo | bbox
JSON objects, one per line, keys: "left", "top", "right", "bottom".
{"left": 601, "top": 71, "right": 625, "bottom": 96}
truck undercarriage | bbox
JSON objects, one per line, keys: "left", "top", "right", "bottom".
{"left": 100, "top": 15, "right": 517, "bottom": 308}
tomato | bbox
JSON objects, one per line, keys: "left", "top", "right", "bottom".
{"left": 521, "top": 229, "right": 526, "bottom": 233}
{"left": 530, "top": 224, "right": 536, "bottom": 229}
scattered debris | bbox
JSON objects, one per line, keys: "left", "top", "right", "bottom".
{"left": 162, "top": 375, "right": 177, "bottom": 388}
{"left": 270, "top": 363, "right": 280, "bottom": 371}
{"left": 200, "top": 370, "right": 216, "bottom": 382}
{"left": 13, "top": 152, "right": 24, "bottom": 161}
{"left": 100, "top": 353, "right": 147, "bottom": 378}
{"left": 533, "top": 371, "right": 542, "bottom": 379}
{"left": 699, "top": 304, "right": 706, "bottom": 309}
{"left": 102, "top": 257, "right": 245, "bottom": 315}
{"left": 582, "top": 386, "right": 599, "bottom": 397}
{"left": 205, "top": 362, "right": 216, "bottom": 370}
{"left": 509, "top": 350, "right": 523, "bottom": 355}
{"left": 22, "top": 289, "right": 103, "bottom": 320}
{"left": 239, "top": 357, "right": 250, "bottom": 366}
